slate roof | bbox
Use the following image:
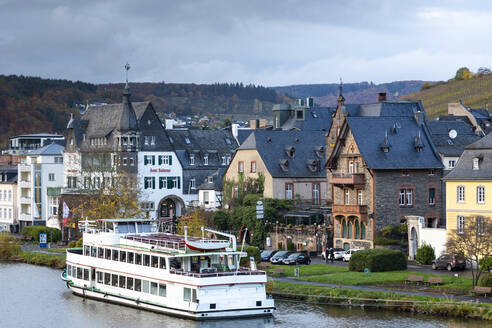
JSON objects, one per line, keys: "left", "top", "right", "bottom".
{"left": 28, "top": 142, "right": 64, "bottom": 156}
{"left": 167, "top": 129, "right": 238, "bottom": 194}
{"left": 444, "top": 132, "right": 492, "bottom": 180}
{"left": 427, "top": 120, "right": 481, "bottom": 157}
{"left": 239, "top": 130, "right": 326, "bottom": 178}
{"left": 236, "top": 129, "right": 253, "bottom": 145}
{"left": 281, "top": 107, "right": 334, "bottom": 131}
{"left": 81, "top": 102, "right": 144, "bottom": 137}
{"left": 345, "top": 117, "right": 443, "bottom": 170}
{"left": 0, "top": 166, "right": 18, "bottom": 184}
{"left": 197, "top": 168, "right": 226, "bottom": 191}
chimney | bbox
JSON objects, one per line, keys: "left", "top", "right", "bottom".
{"left": 378, "top": 92, "right": 387, "bottom": 102}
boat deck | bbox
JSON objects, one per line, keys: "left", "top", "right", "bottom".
{"left": 124, "top": 233, "right": 227, "bottom": 252}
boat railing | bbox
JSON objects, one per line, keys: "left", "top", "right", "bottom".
{"left": 169, "top": 268, "right": 266, "bottom": 278}
{"left": 124, "top": 235, "right": 186, "bottom": 251}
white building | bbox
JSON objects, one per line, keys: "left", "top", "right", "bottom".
{"left": 0, "top": 166, "right": 18, "bottom": 232}
{"left": 17, "top": 143, "right": 65, "bottom": 230}
{"left": 6, "top": 133, "right": 64, "bottom": 155}
{"left": 197, "top": 169, "right": 224, "bottom": 210}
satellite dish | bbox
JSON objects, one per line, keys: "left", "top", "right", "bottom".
{"left": 449, "top": 129, "right": 457, "bottom": 139}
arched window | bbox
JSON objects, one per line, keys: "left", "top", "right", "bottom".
{"left": 342, "top": 219, "right": 347, "bottom": 239}
{"left": 355, "top": 220, "right": 360, "bottom": 239}
{"left": 348, "top": 221, "right": 352, "bottom": 239}
{"left": 361, "top": 223, "right": 366, "bottom": 240}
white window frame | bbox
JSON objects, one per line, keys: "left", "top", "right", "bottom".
{"left": 357, "top": 190, "right": 363, "bottom": 205}
{"left": 457, "top": 215, "right": 465, "bottom": 234}
{"left": 48, "top": 173, "right": 55, "bottom": 181}
{"left": 477, "top": 186, "right": 485, "bottom": 204}
{"left": 190, "top": 154, "right": 195, "bottom": 166}
{"left": 457, "top": 186, "right": 465, "bottom": 203}
{"left": 448, "top": 160, "right": 455, "bottom": 169}
{"left": 473, "top": 158, "right": 479, "bottom": 170}
{"left": 204, "top": 154, "right": 208, "bottom": 166}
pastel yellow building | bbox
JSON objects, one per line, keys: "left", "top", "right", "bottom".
{"left": 444, "top": 134, "right": 492, "bottom": 238}
{"left": 224, "top": 130, "right": 327, "bottom": 205}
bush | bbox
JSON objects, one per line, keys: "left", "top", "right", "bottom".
{"left": 349, "top": 248, "right": 407, "bottom": 272}
{"left": 0, "top": 232, "right": 20, "bottom": 260}
{"left": 374, "top": 237, "right": 401, "bottom": 246}
{"left": 479, "top": 256, "right": 492, "bottom": 271}
{"left": 480, "top": 274, "right": 492, "bottom": 287}
{"left": 416, "top": 244, "right": 435, "bottom": 265}
{"left": 75, "top": 237, "right": 83, "bottom": 247}
{"left": 287, "top": 240, "right": 296, "bottom": 252}
{"left": 67, "top": 240, "right": 76, "bottom": 248}
{"left": 21, "top": 226, "right": 62, "bottom": 243}
{"left": 237, "top": 245, "right": 261, "bottom": 265}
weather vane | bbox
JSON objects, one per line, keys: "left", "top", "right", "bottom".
{"left": 124, "top": 62, "right": 131, "bottom": 83}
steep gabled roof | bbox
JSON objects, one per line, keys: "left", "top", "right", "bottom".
{"left": 345, "top": 116, "right": 443, "bottom": 170}
{"left": 281, "top": 107, "right": 334, "bottom": 131}
{"left": 427, "top": 120, "right": 481, "bottom": 157}
{"left": 444, "top": 132, "right": 492, "bottom": 180}
{"left": 28, "top": 142, "right": 64, "bottom": 156}
{"left": 239, "top": 130, "right": 326, "bottom": 178}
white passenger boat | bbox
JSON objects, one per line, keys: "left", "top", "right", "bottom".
{"left": 63, "top": 218, "right": 274, "bottom": 320}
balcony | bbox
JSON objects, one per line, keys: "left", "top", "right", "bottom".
{"left": 331, "top": 173, "right": 365, "bottom": 185}
{"left": 332, "top": 204, "right": 368, "bottom": 215}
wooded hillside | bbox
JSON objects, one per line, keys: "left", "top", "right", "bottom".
{"left": 0, "top": 75, "right": 289, "bottom": 147}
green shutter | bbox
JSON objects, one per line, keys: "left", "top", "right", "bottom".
{"left": 167, "top": 177, "right": 173, "bottom": 189}
{"left": 152, "top": 177, "right": 155, "bottom": 189}
{"left": 158, "top": 156, "right": 162, "bottom": 165}
{"left": 159, "top": 177, "right": 163, "bottom": 189}
{"left": 169, "top": 155, "right": 172, "bottom": 165}
{"left": 152, "top": 156, "right": 155, "bottom": 165}
{"left": 178, "top": 177, "right": 181, "bottom": 189}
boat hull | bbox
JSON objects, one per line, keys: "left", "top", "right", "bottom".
{"left": 67, "top": 284, "right": 275, "bottom": 320}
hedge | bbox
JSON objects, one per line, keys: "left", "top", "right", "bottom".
{"left": 416, "top": 244, "right": 435, "bottom": 265}
{"left": 237, "top": 245, "right": 261, "bottom": 265}
{"left": 349, "top": 248, "right": 407, "bottom": 272}
{"left": 22, "top": 226, "right": 62, "bottom": 243}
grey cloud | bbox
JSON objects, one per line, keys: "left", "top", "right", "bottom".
{"left": 1, "top": 0, "right": 492, "bottom": 85}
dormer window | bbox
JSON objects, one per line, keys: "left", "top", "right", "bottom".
{"left": 473, "top": 158, "right": 480, "bottom": 170}
{"left": 307, "top": 160, "right": 319, "bottom": 172}
{"left": 226, "top": 155, "right": 231, "bottom": 164}
{"left": 207, "top": 176, "right": 213, "bottom": 183}
{"left": 380, "top": 132, "right": 390, "bottom": 153}
{"left": 204, "top": 154, "right": 209, "bottom": 166}
{"left": 221, "top": 156, "right": 227, "bottom": 165}
{"left": 144, "top": 136, "right": 149, "bottom": 145}
{"left": 285, "top": 146, "right": 295, "bottom": 158}
{"left": 225, "top": 138, "right": 231, "bottom": 145}
{"left": 150, "top": 136, "right": 155, "bottom": 145}
{"left": 315, "top": 146, "right": 325, "bottom": 158}
{"left": 190, "top": 154, "right": 195, "bottom": 165}
{"left": 414, "top": 132, "right": 423, "bottom": 152}
{"left": 279, "top": 159, "right": 289, "bottom": 172}
{"left": 185, "top": 137, "right": 191, "bottom": 144}
{"left": 190, "top": 178, "right": 196, "bottom": 189}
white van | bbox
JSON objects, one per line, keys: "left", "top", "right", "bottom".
{"left": 342, "top": 249, "right": 361, "bottom": 262}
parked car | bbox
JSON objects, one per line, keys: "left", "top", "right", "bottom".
{"left": 260, "top": 250, "right": 277, "bottom": 262}
{"left": 270, "top": 251, "right": 292, "bottom": 264}
{"left": 432, "top": 254, "right": 466, "bottom": 271}
{"left": 342, "top": 249, "right": 361, "bottom": 262}
{"left": 282, "top": 252, "right": 311, "bottom": 265}
{"left": 322, "top": 248, "right": 345, "bottom": 261}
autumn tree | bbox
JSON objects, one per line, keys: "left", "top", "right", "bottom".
{"left": 455, "top": 67, "right": 474, "bottom": 80}
{"left": 446, "top": 215, "right": 492, "bottom": 287}
{"left": 176, "top": 208, "right": 214, "bottom": 237}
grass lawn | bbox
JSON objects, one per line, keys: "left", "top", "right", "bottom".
{"left": 292, "top": 267, "right": 472, "bottom": 293}
{"left": 43, "top": 248, "right": 67, "bottom": 254}
{"left": 267, "top": 264, "right": 346, "bottom": 277}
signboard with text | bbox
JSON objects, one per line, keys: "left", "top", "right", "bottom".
{"left": 39, "top": 233, "right": 47, "bottom": 249}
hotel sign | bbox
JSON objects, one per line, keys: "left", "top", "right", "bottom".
{"left": 150, "top": 169, "right": 171, "bottom": 173}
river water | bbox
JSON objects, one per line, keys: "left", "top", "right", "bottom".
{"left": 0, "top": 263, "right": 487, "bottom": 328}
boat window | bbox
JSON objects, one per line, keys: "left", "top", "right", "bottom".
{"left": 134, "top": 279, "right": 141, "bottom": 292}
{"left": 97, "top": 271, "right": 103, "bottom": 284}
{"left": 119, "top": 276, "right": 126, "bottom": 288}
{"left": 111, "top": 274, "right": 118, "bottom": 287}
{"left": 84, "top": 246, "right": 90, "bottom": 256}
{"left": 192, "top": 289, "right": 197, "bottom": 302}
{"left": 67, "top": 265, "right": 71, "bottom": 276}
{"left": 183, "top": 287, "right": 191, "bottom": 302}
{"left": 159, "top": 257, "right": 166, "bottom": 269}
{"left": 143, "top": 254, "right": 150, "bottom": 266}
{"left": 135, "top": 253, "right": 142, "bottom": 265}
{"left": 98, "top": 248, "right": 104, "bottom": 258}
{"left": 104, "top": 273, "right": 111, "bottom": 285}
{"left": 120, "top": 251, "right": 127, "bottom": 262}
{"left": 136, "top": 222, "right": 143, "bottom": 233}
{"left": 170, "top": 257, "right": 181, "bottom": 270}
{"left": 106, "top": 222, "right": 113, "bottom": 232}
{"left": 77, "top": 267, "right": 82, "bottom": 279}
{"left": 151, "top": 256, "right": 159, "bottom": 268}
{"left": 91, "top": 247, "right": 97, "bottom": 257}
{"left": 128, "top": 223, "right": 136, "bottom": 233}
{"left": 105, "top": 248, "right": 111, "bottom": 260}
{"left": 159, "top": 284, "right": 166, "bottom": 297}
{"left": 112, "top": 250, "right": 119, "bottom": 261}
{"left": 83, "top": 269, "right": 89, "bottom": 281}
{"left": 117, "top": 222, "right": 129, "bottom": 233}
{"left": 151, "top": 282, "right": 158, "bottom": 295}
{"left": 126, "top": 277, "right": 134, "bottom": 290}
{"left": 142, "top": 280, "right": 150, "bottom": 293}
{"left": 128, "top": 252, "right": 134, "bottom": 264}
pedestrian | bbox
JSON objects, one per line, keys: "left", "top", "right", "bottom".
{"left": 329, "top": 248, "right": 334, "bottom": 263}
{"left": 324, "top": 247, "right": 329, "bottom": 264}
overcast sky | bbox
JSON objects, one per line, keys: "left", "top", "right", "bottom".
{"left": 1, "top": 0, "right": 492, "bottom": 86}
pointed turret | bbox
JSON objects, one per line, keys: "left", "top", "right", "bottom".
{"left": 117, "top": 63, "right": 138, "bottom": 132}
{"left": 337, "top": 77, "right": 345, "bottom": 106}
